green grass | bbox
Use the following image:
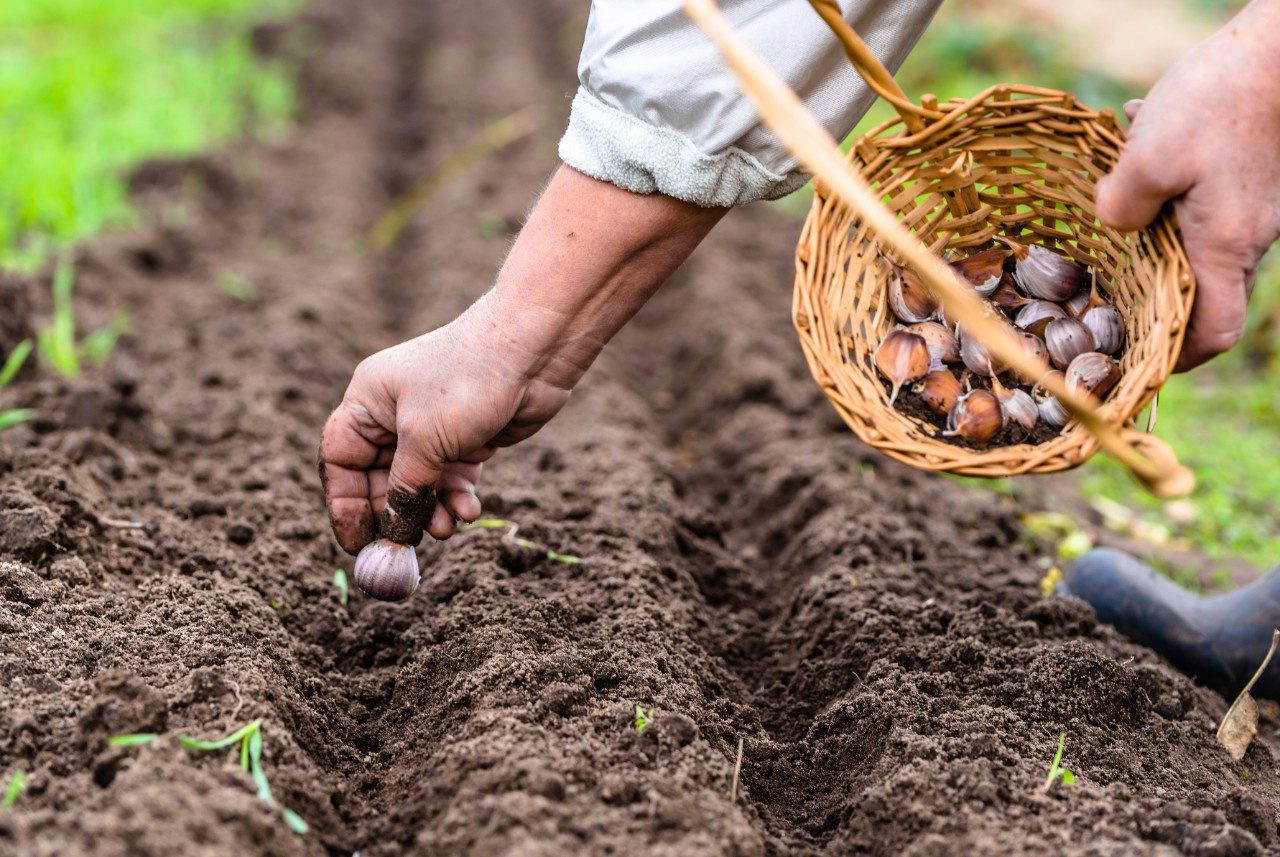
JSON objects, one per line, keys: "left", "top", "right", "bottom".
{"left": 0, "top": 0, "right": 299, "bottom": 268}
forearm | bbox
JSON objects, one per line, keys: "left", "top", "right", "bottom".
{"left": 473, "top": 165, "right": 727, "bottom": 390}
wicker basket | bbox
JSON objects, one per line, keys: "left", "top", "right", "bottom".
{"left": 687, "top": 0, "right": 1196, "bottom": 497}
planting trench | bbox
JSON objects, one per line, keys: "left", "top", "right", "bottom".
{"left": 2, "top": 0, "right": 1280, "bottom": 854}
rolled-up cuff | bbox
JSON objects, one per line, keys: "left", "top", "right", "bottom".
{"left": 557, "top": 88, "right": 809, "bottom": 208}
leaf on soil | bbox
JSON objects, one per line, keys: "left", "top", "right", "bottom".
{"left": 1217, "top": 629, "right": 1280, "bottom": 761}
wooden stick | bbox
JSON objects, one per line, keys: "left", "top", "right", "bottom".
{"left": 682, "top": 0, "right": 1193, "bottom": 498}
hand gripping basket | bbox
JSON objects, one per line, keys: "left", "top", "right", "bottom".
{"left": 686, "top": 0, "right": 1196, "bottom": 497}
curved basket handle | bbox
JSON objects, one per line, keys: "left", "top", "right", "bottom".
{"left": 806, "top": 0, "right": 935, "bottom": 132}
{"left": 683, "top": 0, "right": 1194, "bottom": 498}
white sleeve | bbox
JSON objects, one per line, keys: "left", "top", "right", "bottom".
{"left": 558, "top": 0, "right": 941, "bottom": 208}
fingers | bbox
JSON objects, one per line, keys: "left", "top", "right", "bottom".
{"left": 1096, "top": 146, "right": 1194, "bottom": 233}
{"left": 1172, "top": 201, "right": 1251, "bottom": 371}
{"left": 427, "top": 461, "right": 485, "bottom": 540}
{"left": 319, "top": 404, "right": 387, "bottom": 554}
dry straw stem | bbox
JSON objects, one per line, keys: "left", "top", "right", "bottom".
{"left": 682, "top": 0, "right": 1194, "bottom": 498}
{"left": 730, "top": 736, "right": 745, "bottom": 802}
{"left": 367, "top": 106, "right": 538, "bottom": 251}
{"left": 1216, "top": 629, "right": 1280, "bottom": 761}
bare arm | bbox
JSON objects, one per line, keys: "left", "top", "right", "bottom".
{"left": 320, "top": 166, "right": 725, "bottom": 553}
{"left": 1095, "top": 0, "right": 1280, "bottom": 371}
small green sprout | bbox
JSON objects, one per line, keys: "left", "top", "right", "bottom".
{"left": 634, "top": 705, "right": 655, "bottom": 734}
{"left": 333, "top": 569, "right": 349, "bottom": 605}
{"left": 108, "top": 720, "right": 308, "bottom": 834}
{"left": 0, "top": 340, "right": 35, "bottom": 432}
{"left": 2, "top": 770, "right": 26, "bottom": 809}
{"left": 217, "top": 271, "right": 256, "bottom": 301}
{"left": 460, "top": 517, "right": 582, "bottom": 564}
{"left": 1042, "top": 732, "right": 1076, "bottom": 792}
{"left": 36, "top": 257, "right": 129, "bottom": 378}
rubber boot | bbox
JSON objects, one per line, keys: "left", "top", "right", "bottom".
{"left": 1062, "top": 548, "right": 1280, "bottom": 699}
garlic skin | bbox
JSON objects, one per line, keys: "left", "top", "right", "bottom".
{"left": 1065, "top": 351, "right": 1121, "bottom": 400}
{"left": 1044, "top": 317, "right": 1095, "bottom": 369}
{"left": 1014, "top": 245, "right": 1088, "bottom": 301}
{"left": 1014, "top": 300, "right": 1067, "bottom": 338}
{"left": 353, "top": 539, "right": 421, "bottom": 601}
{"left": 888, "top": 265, "right": 938, "bottom": 324}
{"left": 945, "top": 389, "right": 1002, "bottom": 445}
{"left": 875, "top": 330, "right": 931, "bottom": 403}
{"left": 1081, "top": 305, "right": 1125, "bottom": 355}
{"left": 905, "top": 321, "right": 959, "bottom": 368}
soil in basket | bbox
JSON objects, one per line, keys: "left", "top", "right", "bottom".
{"left": 2, "top": 0, "right": 1278, "bottom": 855}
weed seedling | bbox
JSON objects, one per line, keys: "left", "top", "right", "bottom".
{"left": 1042, "top": 732, "right": 1076, "bottom": 792}
{"left": 333, "top": 568, "right": 349, "bottom": 605}
{"left": 0, "top": 339, "right": 34, "bottom": 431}
{"left": 460, "top": 517, "right": 582, "bottom": 564}
{"left": 2, "top": 770, "right": 25, "bottom": 809}
{"left": 108, "top": 720, "right": 308, "bottom": 834}
{"left": 36, "top": 256, "right": 129, "bottom": 378}
{"left": 634, "top": 705, "right": 655, "bottom": 734}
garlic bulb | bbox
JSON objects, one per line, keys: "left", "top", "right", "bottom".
{"left": 1081, "top": 305, "right": 1125, "bottom": 355}
{"left": 945, "top": 389, "right": 1002, "bottom": 445}
{"left": 888, "top": 265, "right": 938, "bottom": 324}
{"left": 1014, "top": 245, "right": 1088, "bottom": 301}
{"left": 353, "top": 539, "right": 421, "bottom": 601}
{"left": 875, "top": 330, "right": 931, "bottom": 403}
{"left": 1044, "top": 317, "right": 1095, "bottom": 369}
{"left": 905, "top": 321, "right": 959, "bottom": 368}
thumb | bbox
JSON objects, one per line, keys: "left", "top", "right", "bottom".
{"left": 1096, "top": 140, "right": 1193, "bottom": 232}
{"left": 1122, "top": 99, "right": 1143, "bottom": 123}
{"left": 382, "top": 431, "right": 443, "bottom": 545}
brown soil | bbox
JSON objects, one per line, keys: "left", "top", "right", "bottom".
{"left": 2, "top": 1, "right": 1279, "bottom": 854}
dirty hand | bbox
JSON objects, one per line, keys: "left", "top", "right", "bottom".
{"left": 1094, "top": 0, "right": 1280, "bottom": 371}
{"left": 320, "top": 165, "right": 724, "bottom": 554}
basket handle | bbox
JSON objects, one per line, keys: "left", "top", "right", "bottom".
{"left": 683, "top": 0, "right": 1194, "bottom": 499}
{"left": 806, "top": 0, "right": 935, "bottom": 132}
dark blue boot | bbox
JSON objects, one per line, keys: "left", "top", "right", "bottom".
{"left": 1062, "top": 548, "right": 1280, "bottom": 699}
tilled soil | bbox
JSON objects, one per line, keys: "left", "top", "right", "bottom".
{"left": 2, "top": 1, "right": 1279, "bottom": 854}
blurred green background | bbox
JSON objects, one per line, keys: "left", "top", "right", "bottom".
{"left": 0, "top": 0, "right": 1275, "bottom": 578}
{"left": 0, "top": 0, "right": 297, "bottom": 270}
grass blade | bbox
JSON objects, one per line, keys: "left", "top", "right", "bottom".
{"left": 281, "top": 807, "right": 309, "bottom": 834}
{"left": 107, "top": 733, "right": 163, "bottom": 747}
{"left": 0, "top": 410, "right": 34, "bottom": 431}
{"left": 0, "top": 340, "right": 32, "bottom": 389}
{"left": 178, "top": 719, "right": 259, "bottom": 752}
{"left": 246, "top": 727, "right": 273, "bottom": 803}
{"left": 3, "top": 770, "right": 26, "bottom": 809}
{"left": 333, "top": 569, "right": 349, "bottom": 605}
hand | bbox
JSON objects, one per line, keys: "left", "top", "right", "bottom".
{"left": 319, "top": 166, "right": 724, "bottom": 555}
{"left": 319, "top": 298, "right": 572, "bottom": 553}
{"left": 1094, "top": 0, "right": 1280, "bottom": 371}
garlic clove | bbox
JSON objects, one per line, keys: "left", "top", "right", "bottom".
{"left": 1014, "top": 330, "right": 1050, "bottom": 385}
{"left": 959, "top": 329, "right": 1004, "bottom": 377}
{"left": 1033, "top": 370, "right": 1070, "bottom": 428}
{"left": 950, "top": 246, "right": 1012, "bottom": 297}
{"left": 990, "top": 275, "right": 1028, "bottom": 312}
{"left": 1064, "top": 275, "right": 1110, "bottom": 319}
{"left": 1014, "top": 245, "right": 1089, "bottom": 301}
{"left": 888, "top": 264, "right": 938, "bottom": 324}
{"left": 904, "top": 321, "right": 960, "bottom": 368}
{"left": 915, "top": 369, "right": 962, "bottom": 417}
{"left": 1065, "top": 351, "right": 1121, "bottom": 400}
{"left": 353, "top": 538, "right": 421, "bottom": 601}
{"left": 1044, "top": 317, "right": 1096, "bottom": 369}
{"left": 944, "top": 389, "right": 1002, "bottom": 445}
{"left": 990, "top": 376, "right": 1038, "bottom": 431}
{"left": 1081, "top": 305, "right": 1125, "bottom": 355}
{"left": 1014, "top": 300, "right": 1068, "bottom": 338}
{"left": 875, "top": 330, "right": 931, "bottom": 403}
